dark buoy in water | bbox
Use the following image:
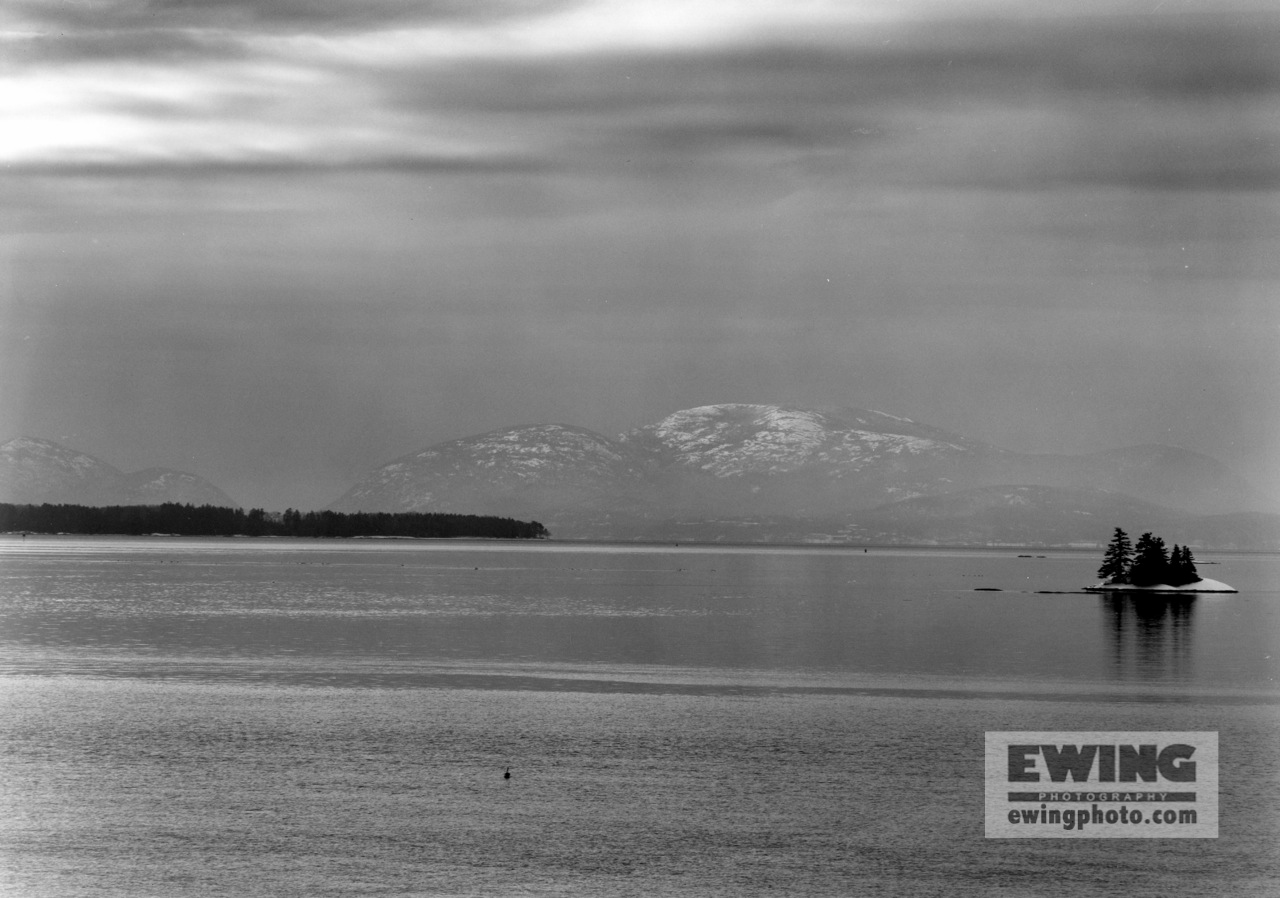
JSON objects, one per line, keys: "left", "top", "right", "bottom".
{"left": 503, "top": 766, "right": 511, "bottom": 780}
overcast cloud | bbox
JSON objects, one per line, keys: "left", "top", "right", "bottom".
{"left": 2, "top": 0, "right": 1278, "bottom": 509}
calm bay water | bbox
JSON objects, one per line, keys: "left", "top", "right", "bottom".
{"left": 1, "top": 536, "right": 1277, "bottom": 897}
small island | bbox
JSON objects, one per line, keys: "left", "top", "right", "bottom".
{"left": 1084, "top": 527, "right": 1236, "bottom": 593}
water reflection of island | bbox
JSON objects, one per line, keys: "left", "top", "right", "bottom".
{"left": 1100, "top": 594, "right": 1195, "bottom": 682}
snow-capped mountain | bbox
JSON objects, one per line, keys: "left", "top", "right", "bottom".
{"left": 330, "top": 404, "right": 993, "bottom": 523}
{"left": 0, "top": 437, "right": 237, "bottom": 508}
{"left": 329, "top": 424, "right": 652, "bottom": 518}
{"left": 618, "top": 404, "right": 999, "bottom": 515}
{"left": 622, "top": 404, "right": 982, "bottom": 477}
{"left": 0, "top": 437, "right": 121, "bottom": 504}
{"left": 330, "top": 403, "right": 1268, "bottom": 545}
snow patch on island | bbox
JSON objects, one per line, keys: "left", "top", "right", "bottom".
{"left": 1084, "top": 578, "right": 1237, "bottom": 594}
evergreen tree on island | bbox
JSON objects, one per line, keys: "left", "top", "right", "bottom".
{"left": 1168, "top": 544, "right": 1199, "bottom": 587}
{"left": 1097, "top": 527, "right": 1133, "bottom": 583}
{"left": 1128, "top": 532, "right": 1170, "bottom": 586}
{"left": 1097, "top": 528, "right": 1199, "bottom": 587}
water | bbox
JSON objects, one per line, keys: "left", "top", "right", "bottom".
{"left": 1, "top": 537, "right": 1277, "bottom": 896}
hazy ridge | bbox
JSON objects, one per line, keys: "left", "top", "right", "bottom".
{"left": 6, "top": 405, "right": 1275, "bottom": 548}
{"left": 0, "top": 437, "right": 236, "bottom": 509}
{"left": 329, "top": 404, "right": 1276, "bottom": 549}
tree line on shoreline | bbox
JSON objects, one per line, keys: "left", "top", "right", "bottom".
{"left": 1097, "top": 527, "right": 1199, "bottom": 587}
{"left": 0, "top": 503, "right": 550, "bottom": 540}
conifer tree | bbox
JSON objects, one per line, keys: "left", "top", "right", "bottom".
{"left": 1169, "top": 544, "right": 1199, "bottom": 586}
{"left": 1097, "top": 527, "right": 1133, "bottom": 583}
{"left": 1129, "top": 532, "right": 1170, "bottom": 587}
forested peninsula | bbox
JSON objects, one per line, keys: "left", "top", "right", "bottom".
{"left": 0, "top": 503, "right": 549, "bottom": 540}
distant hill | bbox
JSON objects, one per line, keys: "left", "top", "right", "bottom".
{"left": 849, "top": 485, "right": 1277, "bottom": 550}
{"left": 983, "top": 444, "right": 1257, "bottom": 516}
{"left": 536, "top": 487, "right": 1279, "bottom": 550}
{"left": 329, "top": 404, "right": 1276, "bottom": 548}
{"left": 0, "top": 437, "right": 238, "bottom": 508}
{"left": 329, "top": 424, "right": 653, "bottom": 519}
{"left": 8, "top": 411, "right": 1268, "bottom": 548}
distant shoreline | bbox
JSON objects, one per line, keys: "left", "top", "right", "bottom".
{"left": 6, "top": 531, "right": 1278, "bottom": 556}
{"left": 0, "top": 503, "right": 549, "bottom": 541}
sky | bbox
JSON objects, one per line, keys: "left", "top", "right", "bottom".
{"left": 2, "top": 0, "right": 1278, "bottom": 511}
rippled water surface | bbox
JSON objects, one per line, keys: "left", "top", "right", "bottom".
{"left": 1, "top": 537, "right": 1277, "bottom": 896}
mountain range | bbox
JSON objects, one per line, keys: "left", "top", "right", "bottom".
{"left": 328, "top": 404, "right": 1275, "bottom": 549}
{"left": 0, "top": 437, "right": 236, "bottom": 509}
{"left": 5, "top": 404, "right": 1276, "bottom": 549}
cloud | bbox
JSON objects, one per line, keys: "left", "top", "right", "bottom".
{"left": 369, "top": 16, "right": 1280, "bottom": 191}
{"left": 6, "top": 28, "right": 246, "bottom": 65}
{"left": 376, "top": 14, "right": 1280, "bottom": 112}
{"left": 10, "top": 0, "right": 576, "bottom": 34}
{"left": 5, "top": 0, "right": 1278, "bottom": 189}
{"left": 3, "top": 154, "right": 549, "bottom": 178}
